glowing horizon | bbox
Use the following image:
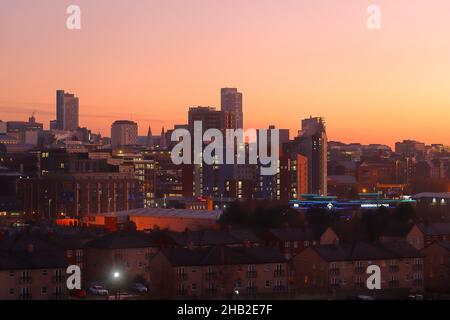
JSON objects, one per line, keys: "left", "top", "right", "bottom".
{"left": 1, "top": 0, "right": 450, "bottom": 147}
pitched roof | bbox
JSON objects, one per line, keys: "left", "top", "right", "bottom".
{"left": 87, "top": 231, "right": 156, "bottom": 249}
{"left": 382, "top": 221, "right": 413, "bottom": 237}
{"left": 436, "top": 241, "right": 450, "bottom": 251}
{"left": 416, "top": 223, "right": 450, "bottom": 236}
{"left": 268, "top": 225, "right": 329, "bottom": 241}
{"left": 0, "top": 229, "right": 89, "bottom": 252}
{"left": 312, "top": 241, "right": 422, "bottom": 262}
{"left": 0, "top": 232, "right": 62, "bottom": 253}
{"left": 166, "top": 229, "right": 261, "bottom": 247}
{"left": 0, "top": 250, "right": 68, "bottom": 270}
{"left": 159, "top": 246, "right": 286, "bottom": 267}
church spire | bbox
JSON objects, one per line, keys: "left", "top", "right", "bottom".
{"left": 146, "top": 125, "right": 154, "bottom": 149}
{"left": 160, "top": 127, "right": 167, "bottom": 149}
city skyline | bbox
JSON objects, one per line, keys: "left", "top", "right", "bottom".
{"left": 2, "top": 0, "right": 450, "bottom": 147}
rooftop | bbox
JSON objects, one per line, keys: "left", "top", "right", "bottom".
{"left": 162, "top": 228, "right": 261, "bottom": 247}
{"left": 413, "top": 192, "right": 450, "bottom": 200}
{"left": 87, "top": 231, "right": 156, "bottom": 249}
{"left": 159, "top": 246, "right": 286, "bottom": 267}
{"left": 312, "top": 241, "right": 422, "bottom": 262}
{"left": 416, "top": 223, "right": 450, "bottom": 236}
{"left": 99, "top": 207, "right": 223, "bottom": 220}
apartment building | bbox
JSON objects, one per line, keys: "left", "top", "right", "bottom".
{"left": 0, "top": 235, "right": 68, "bottom": 301}
{"left": 0, "top": 252, "right": 68, "bottom": 300}
{"left": 85, "top": 231, "right": 158, "bottom": 285}
{"left": 422, "top": 241, "right": 450, "bottom": 293}
{"left": 149, "top": 246, "right": 288, "bottom": 299}
{"left": 293, "top": 241, "right": 424, "bottom": 298}
{"left": 261, "top": 226, "right": 339, "bottom": 259}
{"left": 407, "top": 223, "right": 450, "bottom": 250}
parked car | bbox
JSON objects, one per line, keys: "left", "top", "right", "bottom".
{"left": 408, "top": 294, "right": 424, "bottom": 300}
{"left": 131, "top": 283, "right": 148, "bottom": 293}
{"left": 89, "top": 285, "right": 109, "bottom": 296}
{"left": 70, "top": 289, "right": 87, "bottom": 299}
{"left": 356, "top": 295, "right": 375, "bottom": 301}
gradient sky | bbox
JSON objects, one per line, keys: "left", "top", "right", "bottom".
{"left": 1, "top": 0, "right": 450, "bottom": 147}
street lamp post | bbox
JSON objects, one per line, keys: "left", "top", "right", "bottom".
{"left": 48, "top": 199, "right": 52, "bottom": 221}
{"left": 113, "top": 271, "right": 121, "bottom": 300}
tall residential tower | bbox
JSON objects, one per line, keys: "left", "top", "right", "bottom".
{"left": 221, "top": 88, "right": 243, "bottom": 129}
{"left": 56, "top": 90, "right": 79, "bottom": 131}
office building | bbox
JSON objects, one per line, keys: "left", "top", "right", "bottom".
{"left": 111, "top": 120, "right": 138, "bottom": 147}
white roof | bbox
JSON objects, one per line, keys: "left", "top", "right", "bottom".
{"left": 413, "top": 192, "right": 450, "bottom": 199}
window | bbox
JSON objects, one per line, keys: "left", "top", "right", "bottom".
{"left": 9, "top": 288, "right": 14, "bottom": 295}
{"left": 285, "top": 241, "right": 290, "bottom": 248}
{"left": 42, "top": 270, "right": 47, "bottom": 276}
{"left": 304, "top": 241, "right": 310, "bottom": 247}
{"left": 330, "top": 278, "right": 339, "bottom": 286}
{"left": 265, "top": 280, "right": 271, "bottom": 288}
{"left": 9, "top": 271, "right": 14, "bottom": 277}
{"left": 191, "top": 283, "right": 197, "bottom": 291}
{"left": 41, "top": 287, "right": 47, "bottom": 295}
{"left": 355, "top": 276, "right": 364, "bottom": 288}
{"left": 264, "top": 264, "right": 271, "bottom": 272}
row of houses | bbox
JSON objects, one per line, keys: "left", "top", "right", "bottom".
{"left": 0, "top": 222, "right": 449, "bottom": 299}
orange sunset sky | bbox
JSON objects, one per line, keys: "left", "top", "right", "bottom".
{"left": 1, "top": 0, "right": 450, "bottom": 147}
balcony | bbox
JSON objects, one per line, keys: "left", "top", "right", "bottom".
{"left": 413, "top": 264, "right": 423, "bottom": 272}
{"left": 52, "top": 293, "right": 67, "bottom": 300}
{"left": 329, "top": 268, "right": 340, "bottom": 276}
{"left": 176, "top": 289, "right": 188, "bottom": 296}
{"left": 19, "top": 277, "right": 32, "bottom": 284}
{"left": 389, "top": 266, "right": 400, "bottom": 273}
{"left": 246, "top": 287, "right": 257, "bottom": 294}
{"left": 330, "top": 282, "right": 340, "bottom": 289}
{"left": 177, "top": 273, "right": 188, "bottom": 281}
{"left": 413, "top": 279, "right": 423, "bottom": 287}
{"left": 206, "top": 287, "right": 218, "bottom": 295}
{"left": 205, "top": 272, "right": 217, "bottom": 281}
{"left": 52, "top": 276, "right": 65, "bottom": 283}
{"left": 355, "top": 267, "right": 365, "bottom": 274}
{"left": 273, "top": 270, "right": 286, "bottom": 277}
{"left": 247, "top": 271, "right": 257, "bottom": 278}
{"left": 273, "top": 285, "right": 286, "bottom": 292}
{"left": 388, "top": 280, "right": 400, "bottom": 288}
{"left": 20, "top": 293, "right": 32, "bottom": 300}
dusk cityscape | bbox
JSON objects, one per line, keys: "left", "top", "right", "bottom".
{"left": 0, "top": 0, "right": 449, "bottom": 311}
